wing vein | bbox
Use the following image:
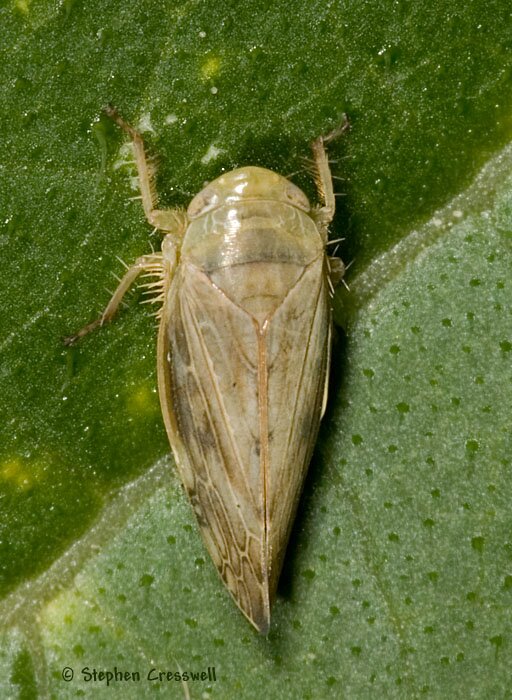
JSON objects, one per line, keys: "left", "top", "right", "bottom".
{"left": 182, "top": 291, "right": 260, "bottom": 523}
{"left": 273, "top": 271, "right": 325, "bottom": 477}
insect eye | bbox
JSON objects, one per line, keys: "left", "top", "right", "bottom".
{"left": 285, "top": 184, "right": 310, "bottom": 212}
{"left": 187, "top": 187, "right": 220, "bottom": 219}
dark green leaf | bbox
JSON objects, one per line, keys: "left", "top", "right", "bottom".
{"left": 1, "top": 1, "right": 511, "bottom": 697}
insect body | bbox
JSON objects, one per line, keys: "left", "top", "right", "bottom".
{"left": 68, "top": 107, "right": 345, "bottom": 634}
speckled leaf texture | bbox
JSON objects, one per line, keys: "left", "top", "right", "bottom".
{"left": 1, "top": 1, "right": 512, "bottom": 698}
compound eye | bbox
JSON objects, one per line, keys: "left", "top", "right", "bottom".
{"left": 187, "top": 187, "right": 220, "bottom": 218}
{"left": 285, "top": 183, "right": 310, "bottom": 212}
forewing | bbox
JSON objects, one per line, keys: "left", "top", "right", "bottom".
{"left": 265, "top": 256, "right": 330, "bottom": 596}
{"left": 159, "top": 261, "right": 270, "bottom": 631}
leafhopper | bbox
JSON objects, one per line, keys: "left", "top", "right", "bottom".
{"left": 67, "top": 107, "right": 346, "bottom": 634}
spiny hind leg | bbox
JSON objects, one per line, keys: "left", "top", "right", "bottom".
{"left": 326, "top": 255, "right": 346, "bottom": 295}
{"left": 105, "top": 105, "right": 187, "bottom": 234}
{"left": 311, "top": 114, "right": 350, "bottom": 240}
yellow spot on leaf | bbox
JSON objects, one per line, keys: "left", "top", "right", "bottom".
{"left": 1, "top": 456, "right": 44, "bottom": 491}
{"left": 201, "top": 56, "right": 221, "bottom": 80}
{"left": 43, "top": 590, "right": 82, "bottom": 631}
{"left": 126, "top": 384, "right": 158, "bottom": 417}
{"left": 14, "top": 0, "right": 30, "bottom": 14}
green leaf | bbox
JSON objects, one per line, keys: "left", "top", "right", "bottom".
{"left": 1, "top": 0, "right": 512, "bottom": 697}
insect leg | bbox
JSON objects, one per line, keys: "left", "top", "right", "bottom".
{"left": 327, "top": 255, "right": 345, "bottom": 291}
{"left": 310, "top": 114, "right": 350, "bottom": 241}
{"left": 64, "top": 253, "right": 164, "bottom": 345}
{"left": 104, "top": 105, "right": 188, "bottom": 235}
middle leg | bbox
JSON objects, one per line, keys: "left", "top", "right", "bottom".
{"left": 64, "top": 253, "right": 165, "bottom": 345}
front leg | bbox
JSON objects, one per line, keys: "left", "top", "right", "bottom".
{"left": 310, "top": 114, "right": 350, "bottom": 242}
{"left": 104, "top": 105, "right": 188, "bottom": 234}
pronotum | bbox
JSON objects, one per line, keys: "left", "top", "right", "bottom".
{"left": 67, "top": 106, "right": 346, "bottom": 634}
